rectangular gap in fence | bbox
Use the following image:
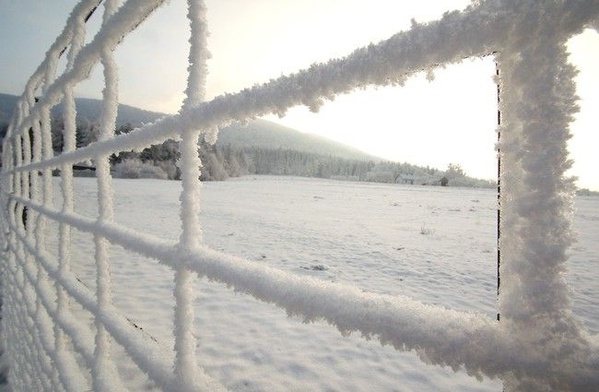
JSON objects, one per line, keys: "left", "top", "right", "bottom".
{"left": 259, "top": 57, "right": 500, "bottom": 314}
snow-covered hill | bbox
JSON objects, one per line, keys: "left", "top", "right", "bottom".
{"left": 0, "top": 93, "right": 164, "bottom": 128}
{"left": 0, "top": 93, "right": 376, "bottom": 162}
{"left": 215, "top": 119, "right": 379, "bottom": 161}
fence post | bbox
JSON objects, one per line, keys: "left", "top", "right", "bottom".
{"left": 496, "top": 61, "right": 501, "bottom": 322}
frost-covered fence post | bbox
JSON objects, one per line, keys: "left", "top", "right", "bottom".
{"left": 497, "top": 12, "right": 594, "bottom": 390}
{"left": 495, "top": 62, "right": 501, "bottom": 322}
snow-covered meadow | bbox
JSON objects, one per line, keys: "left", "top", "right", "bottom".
{"left": 50, "top": 175, "right": 597, "bottom": 391}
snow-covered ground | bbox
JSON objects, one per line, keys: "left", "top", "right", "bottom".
{"left": 47, "top": 175, "right": 597, "bottom": 391}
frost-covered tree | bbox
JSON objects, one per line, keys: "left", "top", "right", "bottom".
{"left": 112, "top": 158, "right": 168, "bottom": 179}
{"left": 445, "top": 163, "right": 466, "bottom": 178}
{"left": 198, "top": 140, "right": 228, "bottom": 181}
{"left": 76, "top": 119, "right": 100, "bottom": 148}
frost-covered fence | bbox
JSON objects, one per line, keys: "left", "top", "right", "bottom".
{"left": 1, "top": 0, "right": 598, "bottom": 391}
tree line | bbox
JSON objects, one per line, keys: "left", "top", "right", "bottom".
{"left": 197, "top": 143, "right": 493, "bottom": 188}
{"left": 0, "top": 119, "right": 495, "bottom": 188}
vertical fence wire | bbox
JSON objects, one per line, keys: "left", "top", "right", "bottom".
{"left": 173, "top": 1, "right": 211, "bottom": 389}
{"left": 55, "top": 5, "right": 88, "bottom": 391}
{"left": 92, "top": 0, "right": 126, "bottom": 390}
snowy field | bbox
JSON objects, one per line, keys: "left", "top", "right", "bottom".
{"left": 47, "top": 175, "right": 597, "bottom": 391}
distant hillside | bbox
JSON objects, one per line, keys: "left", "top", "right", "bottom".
{"left": 0, "top": 93, "right": 20, "bottom": 125}
{"left": 216, "top": 119, "right": 378, "bottom": 162}
{"left": 0, "top": 93, "right": 376, "bottom": 161}
{"left": 55, "top": 96, "right": 167, "bottom": 126}
{"left": 0, "top": 93, "right": 165, "bottom": 127}
{"left": 0, "top": 93, "right": 494, "bottom": 188}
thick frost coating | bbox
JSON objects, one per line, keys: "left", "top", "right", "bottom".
{"left": 172, "top": 1, "right": 226, "bottom": 390}
{"left": 181, "top": 0, "right": 210, "bottom": 110}
{"left": 53, "top": 11, "right": 87, "bottom": 390}
{"left": 91, "top": 1, "right": 122, "bottom": 390}
{"left": 1, "top": 0, "right": 599, "bottom": 391}
{"left": 496, "top": 11, "right": 599, "bottom": 389}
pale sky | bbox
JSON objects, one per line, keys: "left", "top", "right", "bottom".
{"left": 0, "top": 0, "right": 597, "bottom": 190}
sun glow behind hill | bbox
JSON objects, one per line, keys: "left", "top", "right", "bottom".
{"left": 263, "top": 56, "right": 499, "bottom": 183}
{"left": 0, "top": 93, "right": 377, "bottom": 163}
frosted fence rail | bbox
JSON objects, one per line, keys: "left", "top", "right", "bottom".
{"left": 1, "top": 0, "right": 598, "bottom": 391}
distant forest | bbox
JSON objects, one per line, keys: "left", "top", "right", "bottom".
{"left": 1, "top": 119, "right": 495, "bottom": 188}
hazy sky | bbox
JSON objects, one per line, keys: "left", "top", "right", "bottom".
{"left": 0, "top": 0, "right": 597, "bottom": 190}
